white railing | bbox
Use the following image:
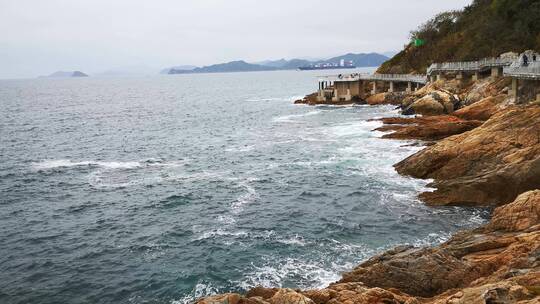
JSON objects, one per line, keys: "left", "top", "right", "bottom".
{"left": 427, "top": 57, "right": 516, "bottom": 75}
{"left": 504, "top": 65, "right": 540, "bottom": 79}
{"left": 318, "top": 73, "right": 427, "bottom": 84}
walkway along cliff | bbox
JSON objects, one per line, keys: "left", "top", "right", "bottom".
{"left": 201, "top": 52, "right": 540, "bottom": 304}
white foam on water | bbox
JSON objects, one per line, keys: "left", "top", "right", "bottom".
{"left": 276, "top": 234, "right": 307, "bottom": 246}
{"left": 224, "top": 145, "right": 256, "bottom": 153}
{"left": 32, "top": 159, "right": 188, "bottom": 171}
{"left": 272, "top": 110, "right": 322, "bottom": 123}
{"left": 246, "top": 95, "right": 305, "bottom": 103}
{"left": 237, "top": 257, "right": 342, "bottom": 291}
{"left": 171, "top": 282, "right": 219, "bottom": 304}
{"left": 230, "top": 180, "right": 259, "bottom": 214}
{"left": 192, "top": 228, "right": 249, "bottom": 242}
{"left": 324, "top": 120, "right": 382, "bottom": 138}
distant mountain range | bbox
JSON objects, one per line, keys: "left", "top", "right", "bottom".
{"left": 165, "top": 52, "right": 390, "bottom": 74}
{"left": 40, "top": 71, "right": 88, "bottom": 78}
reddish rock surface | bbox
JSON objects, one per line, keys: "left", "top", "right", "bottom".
{"left": 395, "top": 105, "right": 540, "bottom": 206}
{"left": 375, "top": 115, "right": 482, "bottom": 141}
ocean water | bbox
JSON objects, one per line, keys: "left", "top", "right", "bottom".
{"left": 0, "top": 69, "right": 489, "bottom": 304}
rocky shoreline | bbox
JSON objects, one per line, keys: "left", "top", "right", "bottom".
{"left": 199, "top": 77, "right": 540, "bottom": 304}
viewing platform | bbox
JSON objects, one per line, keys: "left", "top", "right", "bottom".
{"left": 316, "top": 73, "right": 427, "bottom": 102}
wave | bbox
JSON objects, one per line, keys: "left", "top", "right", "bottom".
{"left": 246, "top": 95, "right": 305, "bottom": 103}
{"left": 272, "top": 110, "right": 322, "bottom": 123}
{"left": 171, "top": 282, "right": 219, "bottom": 304}
{"left": 32, "top": 158, "right": 187, "bottom": 171}
{"left": 236, "top": 257, "right": 343, "bottom": 291}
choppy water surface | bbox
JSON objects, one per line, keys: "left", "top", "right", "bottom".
{"left": 0, "top": 70, "right": 489, "bottom": 304}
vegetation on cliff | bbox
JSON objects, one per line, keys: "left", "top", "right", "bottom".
{"left": 378, "top": 0, "right": 540, "bottom": 74}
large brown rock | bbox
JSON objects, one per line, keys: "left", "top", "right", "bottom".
{"left": 462, "top": 77, "right": 511, "bottom": 106}
{"left": 405, "top": 90, "right": 457, "bottom": 116}
{"left": 376, "top": 115, "right": 483, "bottom": 141}
{"left": 453, "top": 95, "right": 508, "bottom": 121}
{"left": 366, "top": 92, "right": 408, "bottom": 105}
{"left": 395, "top": 105, "right": 540, "bottom": 206}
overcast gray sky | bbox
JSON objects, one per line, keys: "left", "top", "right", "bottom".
{"left": 0, "top": 0, "right": 472, "bottom": 79}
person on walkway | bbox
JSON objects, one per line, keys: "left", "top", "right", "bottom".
{"left": 523, "top": 54, "right": 529, "bottom": 66}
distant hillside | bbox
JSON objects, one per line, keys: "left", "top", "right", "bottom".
{"left": 42, "top": 71, "right": 88, "bottom": 78}
{"left": 164, "top": 52, "right": 389, "bottom": 75}
{"left": 169, "top": 61, "right": 276, "bottom": 74}
{"left": 378, "top": 0, "right": 540, "bottom": 74}
{"left": 161, "top": 65, "right": 197, "bottom": 74}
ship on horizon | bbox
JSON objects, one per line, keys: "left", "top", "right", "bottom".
{"left": 298, "top": 59, "right": 356, "bottom": 71}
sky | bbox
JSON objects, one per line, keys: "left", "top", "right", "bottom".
{"left": 0, "top": 0, "right": 473, "bottom": 79}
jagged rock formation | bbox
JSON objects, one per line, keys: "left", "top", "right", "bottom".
{"left": 395, "top": 105, "right": 540, "bottom": 206}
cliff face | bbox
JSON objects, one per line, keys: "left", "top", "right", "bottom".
{"left": 378, "top": 0, "right": 540, "bottom": 74}
{"left": 395, "top": 105, "right": 540, "bottom": 206}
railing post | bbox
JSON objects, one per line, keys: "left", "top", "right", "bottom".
{"left": 406, "top": 82, "right": 412, "bottom": 92}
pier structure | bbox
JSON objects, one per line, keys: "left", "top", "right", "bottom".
{"left": 316, "top": 73, "right": 427, "bottom": 102}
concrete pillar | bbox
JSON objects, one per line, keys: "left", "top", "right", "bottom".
{"left": 388, "top": 81, "right": 394, "bottom": 93}
{"left": 415, "top": 83, "right": 420, "bottom": 91}
{"left": 371, "top": 82, "right": 378, "bottom": 95}
{"left": 332, "top": 89, "right": 338, "bottom": 102}
{"left": 510, "top": 78, "right": 519, "bottom": 103}
{"left": 346, "top": 89, "right": 351, "bottom": 101}
{"left": 436, "top": 74, "right": 444, "bottom": 81}
{"left": 472, "top": 72, "right": 479, "bottom": 82}
{"left": 536, "top": 93, "right": 540, "bottom": 103}
{"left": 456, "top": 72, "right": 463, "bottom": 80}
{"left": 491, "top": 67, "right": 501, "bottom": 78}
{"left": 406, "top": 82, "right": 412, "bottom": 92}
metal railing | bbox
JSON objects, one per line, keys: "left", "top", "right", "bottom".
{"left": 503, "top": 65, "right": 540, "bottom": 79}
{"left": 427, "top": 57, "right": 516, "bottom": 75}
{"left": 318, "top": 73, "right": 427, "bottom": 84}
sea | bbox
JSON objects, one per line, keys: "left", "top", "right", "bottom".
{"left": 0, "top": 68, "right": 489, "bottom": 304}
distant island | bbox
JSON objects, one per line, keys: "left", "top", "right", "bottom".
{"left": 164, "top": 52, "right": 389, "bottom": 74}
{"left": 40, "top": 71, "right": 89, "bottom": 78}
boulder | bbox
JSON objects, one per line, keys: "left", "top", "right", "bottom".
{"left": 405, "top": 90, "right": 457, "bottom": 116}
